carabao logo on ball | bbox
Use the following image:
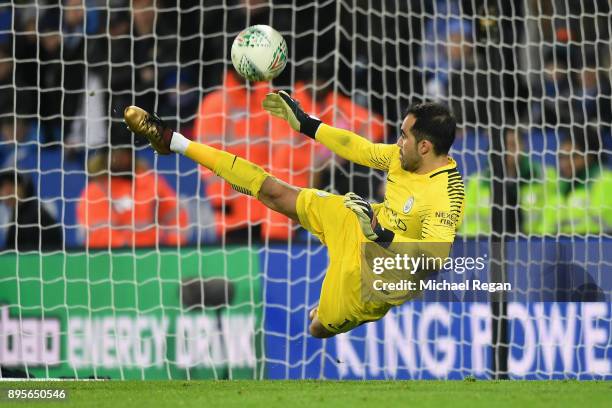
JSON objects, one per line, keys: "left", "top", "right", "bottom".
{"left": 231, "top": 25, "right": 288, "bottom": 82}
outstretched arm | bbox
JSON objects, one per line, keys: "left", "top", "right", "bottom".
{"left": 314, "top": 124, "right": 396, "bottom": 170}
{"left": 263, "top": 91, "right": 395, "bottom": 170}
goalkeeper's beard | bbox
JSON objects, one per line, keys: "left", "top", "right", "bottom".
{"left": 400, "top": 150, "right": 422, "bottom": 172}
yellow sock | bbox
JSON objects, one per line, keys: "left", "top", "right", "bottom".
{"left": 184, "top": 141, "right": 270, "bottom": 198}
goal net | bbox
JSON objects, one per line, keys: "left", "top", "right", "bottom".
{"left": 0, "top": 0, "right": 610, "bottom": 380}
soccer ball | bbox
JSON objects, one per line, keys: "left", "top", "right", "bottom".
{"left": 231, "top": 25, "right": 288, "bottom": 82}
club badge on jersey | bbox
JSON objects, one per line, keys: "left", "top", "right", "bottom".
{"left": 403, "top": 196, "right": 415, "bottom": 214}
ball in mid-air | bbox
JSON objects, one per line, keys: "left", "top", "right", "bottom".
{"left": 231, "top": 25, "right": 288, "bottom": 82}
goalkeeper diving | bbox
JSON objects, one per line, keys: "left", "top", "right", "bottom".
{"left": 124, "top": 91, "right": 464, "bottom": 338}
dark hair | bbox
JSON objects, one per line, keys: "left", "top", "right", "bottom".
{"left": 503, "top": 125, "right": 528, "bottom": 146}
{"left": 563, "top": 125, "right": 600, "bottom": 165}
{"left": 0, "top": 169, "right": 34, "bottom": 198}
{"left": 405, "top": 102, "right": 456, "bottom": 155}
{"left": 0, "top": 170, "right": 23, "bottom": 187}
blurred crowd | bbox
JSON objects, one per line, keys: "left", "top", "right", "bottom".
{"left": 0, "top": 0, "right": 610, "bottom": 250}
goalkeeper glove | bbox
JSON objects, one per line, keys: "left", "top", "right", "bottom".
{"left": 262, "top": 91, "right": 322, "bottom": 138}
{"left": 343, "top": 192, "right": 395, "bottom": 247}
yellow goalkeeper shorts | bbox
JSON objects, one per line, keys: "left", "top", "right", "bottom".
{"left": 296, "top": 188, "right": 392, "bottom": 334}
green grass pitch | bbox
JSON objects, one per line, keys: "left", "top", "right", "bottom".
{"left": 0, "top": 380, "right": 610, "bottom": 407}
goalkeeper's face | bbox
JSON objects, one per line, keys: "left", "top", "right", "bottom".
{"left": 397, "top": 115, "right": 422, "bottom": 172}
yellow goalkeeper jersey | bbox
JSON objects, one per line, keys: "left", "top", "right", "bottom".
{"left": 315, "top": 124, "right": 465, "bottom": 243}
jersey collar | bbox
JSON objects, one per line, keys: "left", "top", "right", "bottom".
{"left": 423, "top": 157, "right": 458, "bottom": 178}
